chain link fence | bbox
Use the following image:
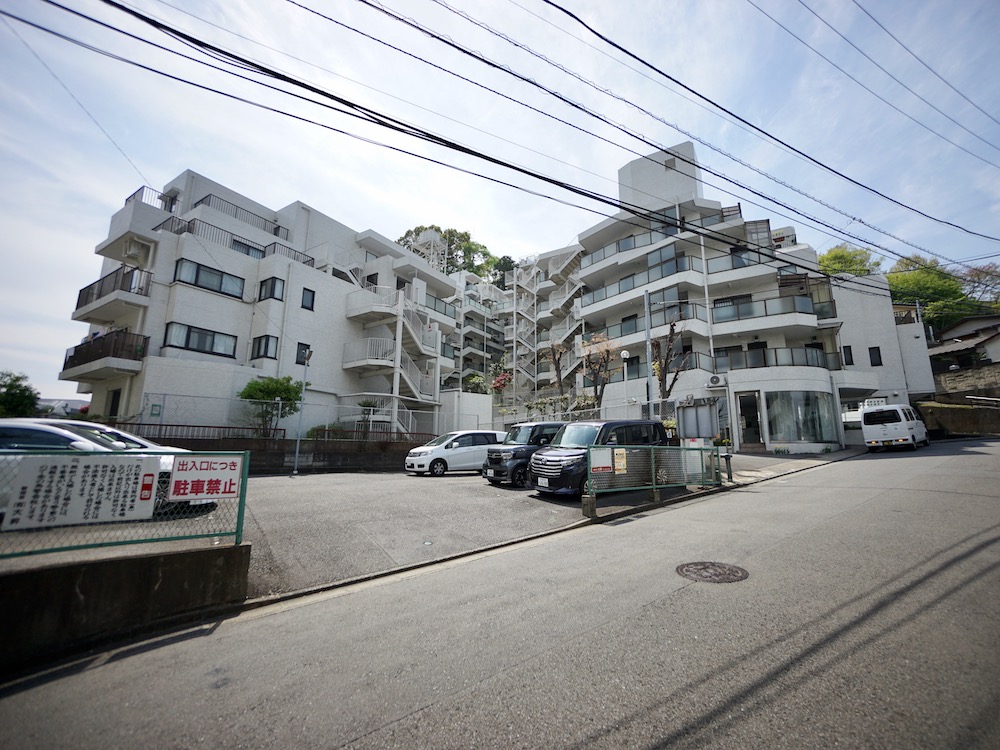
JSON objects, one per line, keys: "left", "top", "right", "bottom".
{"left": 0, "top": 450, "right": 247, "bottom": 559}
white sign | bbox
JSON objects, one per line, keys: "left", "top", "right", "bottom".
{"left": 168, "top": 454, "right": 243, "bottom": 504}
{"left": 590, "top": 447, "right": 613, "bottom": 474}
{"left": 2, "top": 455, "right": 161, "bottom": 531}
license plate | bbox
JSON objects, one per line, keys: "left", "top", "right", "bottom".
{"left": 538, "top": 477, "right": 549, "bottom": 487}
{"left": 486, "top": 469, "right": 495, "bottom": 477}
{"left": 882, "top": 440, "right": 893, "bottom": 446}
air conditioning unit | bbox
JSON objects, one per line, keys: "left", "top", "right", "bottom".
{"left": 124, "top": 239, "right": 151, "bottom": 260}
{"left": 706, "top": 374, "right": 727, "bottom": 388}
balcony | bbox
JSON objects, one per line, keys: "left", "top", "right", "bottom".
{"left": 716, "top": 346, "right": 841, "bottom": 373}
{"left": 60, "top": 330, "right": 150, "bottom": 382}
{"left": 72, "top": 267, "right": 152, "bottom": 324}
{"left": 154, "top": 217, "right": 314, "bottom": 266}
{"left": 193, "top": 194, "right": 290, "bottom": 241}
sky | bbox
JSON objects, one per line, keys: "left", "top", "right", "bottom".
{"left": 1, "top": 0, "right": 999, "bottom": 400}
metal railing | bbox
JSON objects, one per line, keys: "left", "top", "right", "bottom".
{"left": 193, "top": 193, "right": 290, "bottom": 240}
{"left": 582, "top": 445, "right": 722, "bottom": 516}
{"left": 0, "top": 450, "right": 248, "bottom": 559}
{"left": 124, "top": 186, "right": 176, "bottom": 213}
{"left": 154, "top": 217, "right": 314, "bottom": 267}
{"left": 63, "top": 330, "right": 150, "bottom": 370}
{"left": 76, "top": 266, "right": 152, "bottom": 310}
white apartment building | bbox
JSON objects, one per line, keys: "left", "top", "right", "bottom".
{"left": 527, "top": 142, "right": 935, "bottom": 451}
{"left": 61, "top": 171, "right": 469, "bottom": 436}
{"left": 61, "top": 144, "right": 935, "bottom": 451}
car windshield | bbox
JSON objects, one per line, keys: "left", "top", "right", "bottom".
{"left": 58, "top": 425, "right": 124, "bottom": 449}
{"left": 550, "top": 424, "right": 600, "bottom": 448}
{"left": 503, "top": 426, "right": 533, "bottom": 445}
{"left": 423, "top": 432, "right": 460, "bottom": 447}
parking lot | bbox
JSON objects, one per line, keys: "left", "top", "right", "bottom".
{"left": 242, "top": 471, "right": 594, "bottom": 598}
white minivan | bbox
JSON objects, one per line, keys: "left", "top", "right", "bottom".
{"left": 405, "top": 430, "right": 507, "bottom": 476}
{"left": 861, "top": 404, "right": 929, "bottom": 452}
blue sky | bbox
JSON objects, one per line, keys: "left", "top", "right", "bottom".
{"left": 1, "top": 0, "right": 998, "bottom": 400}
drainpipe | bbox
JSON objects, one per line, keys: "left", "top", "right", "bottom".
{"left": 391, "top": 291, "right": 404, "bottom": 432}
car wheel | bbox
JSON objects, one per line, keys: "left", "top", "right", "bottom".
{"left": 429, "top": 459, "right": 447, "bottom": 476}
{"left": 578, "top": 476, "right": 590, "bottom": 497}
{"left": 511, "top": 466, "right": 529, "bottom": 489}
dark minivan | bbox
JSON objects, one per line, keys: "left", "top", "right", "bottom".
{"left": 528, "top": 419, "right": 670, "bottom": 497}
{"left": 483, "top": 421, "right": 566, "bottom": 489}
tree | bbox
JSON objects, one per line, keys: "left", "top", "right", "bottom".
{"left": 649, "top": 315, "right": 688, "bottom": 414}
{"left": 580, "top": 332, "right": 618, "bottom": 409}
{"left": 237, "top": 376, "right": 306, "bottom": 437}
{"left": 490, "top": 255, "right": 517, "bottom": 290}
{"left": 539, "top": 340, "right": 570, "bottom": 402}
{"left": 887, "top": 254, "right": 968, "bottom": 331}
{"left": 396, "top": 225, "right": 496, "bottom": 277}
{"left": 818, "top": 244, "right": 882, "bottom": 276}
{"left": 958, "top": 262, "right": 1000, "bottom": 307}
{"left": 0, "top": 371, "right": 40, "bottom": 417}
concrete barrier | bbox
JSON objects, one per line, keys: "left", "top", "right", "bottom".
{"left": 0, "top": 545, "right": 250, "bottom": 676}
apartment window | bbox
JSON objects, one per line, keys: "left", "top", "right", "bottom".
{"left": 259, "top": 277, "right": 284, "bottom": 302}
{"left": 175, "top": 259, "right": 244, "bottom": 298}
{"left": 843, "top": 345, "right": 854, "bottom": 366}
{"left": 302, "top": 288, "right": 315, "bottom": 310}
{"left": 251, "top": 335, "right": 278, "bottom": 359}
{"left": 296, "top": 342, "right": 312, "bottom": 365}
{"left": 869, "top": 346, "right": 883, "bottom": 367}
{"left": 621, "top": 314, "right": 638, "bottom": 335}
{"left": 164, "top": 322, "right": 237, "bottom": 357}
{"left": 231, "top": 237, "right": 263, "bottom": 259}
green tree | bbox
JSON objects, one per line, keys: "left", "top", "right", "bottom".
{"left": 397, "top": 225, "right": 496, "bottom": 277}
{"left": 237, "top": 376, "right": 306, "bottom": 437}
{"left": 490, "top": 255, "right": 517, "bottom": 290}
{"left": 0, "top": 371, "right": 40, "bottom": 417}
{"left": 818, "top": 244, "right": 882, "bottom": 276}
{"left": 887, "top": 255, "right": 968, "bottom": 331}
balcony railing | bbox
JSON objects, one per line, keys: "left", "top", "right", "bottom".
{"left": 711, "top": 295, "right": 813, "bottom": 323}
{"left": 63, "top": 330, "right": 150, "bottom": 370}
{"left": 124, "top": 186, "right": 176, "bottom": 213}
{"left": 193, "top": 194, "right": 290, "bottom": 240}
{"left": 154, "top": 218, "right": 314, "bottom": 267}
{"left": 716, "top": 347, "right": 841, "bottom": 372}
{"left": 76, "top": 267, "right": 152, "bottom": 310}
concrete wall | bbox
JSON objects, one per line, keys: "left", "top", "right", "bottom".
{"left": 0, "top": 545, "right": 250, "bottom": 676}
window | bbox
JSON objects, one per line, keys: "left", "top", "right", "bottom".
{"left": 302, "top": 288, "right": 315, "bottom": 310}
{"left": 295, "top": 342, "right": 312, "bottom": 365}
{"left": 869, "top": 346, "right": 883, "bottom": 366}
{"left": 766, "top": 391, "right": 838, "bottom": 442}
{"left": 165, "top": 322, "right": 237, "bottom": 357}
{"left": 621, "top": 314, "right": 638, "bottom": 335}
{"left": 231, "top": 237, "right": 263, "bottom": 259}
{"left": 259, "top": 277, "right": 284, "bottom": 301}
{"left": 843, "top": 345, "right": 854, "bottom": 366}
{"left": 251, "top": 335, "right": 278, "bottom": 359}
{"left": 175, "top": 259, "right": 244, "bottom": 298}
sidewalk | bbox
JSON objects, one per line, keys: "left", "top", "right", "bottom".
{"left": 723, "top": 446, "right": 868, "bottom": 486}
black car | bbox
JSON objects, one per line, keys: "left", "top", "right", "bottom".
{"left": 482, "top": 421, "right": 565, "bottom": 488}
{"left": 528, "top": 419, "right": 670, "bottom": 497}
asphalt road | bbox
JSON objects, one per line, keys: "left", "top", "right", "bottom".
{"left": 2, "top": 439, "right": 997, "bottom": 748}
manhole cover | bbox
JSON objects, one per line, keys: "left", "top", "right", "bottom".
{"left": 676, "top": 562, "right": 749, "bottom": 583}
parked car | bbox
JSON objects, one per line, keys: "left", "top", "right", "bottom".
{"left": 0, "top": 420, "right": 116, "bottom": 517}
{"left": 405, "top": 430, "right": 507, "bottom": 476}
{"left": 528, "top": 419, "right": 670, "bottom": 497}
{"left": 861, "top": 404, "right": 929, "bottom": 452}
{"left": 483, "top": 421, "right": 566, "bottom": 488}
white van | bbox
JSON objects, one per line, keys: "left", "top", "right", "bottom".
{"left": 405, "top": 430, "right": 507, "bottom": 476}
{"left": 861, "top": 404, "right": 929, "bottom": 452}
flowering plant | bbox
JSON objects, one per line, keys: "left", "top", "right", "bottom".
{"left": 491, "top": 371, "right": 513, "bottom": 392}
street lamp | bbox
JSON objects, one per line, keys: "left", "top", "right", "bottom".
{"left": 291, "top": 347, "right": 313, "bottom": 477}
{"left": 620, "top": 349, "right": 630, "bottom": 416}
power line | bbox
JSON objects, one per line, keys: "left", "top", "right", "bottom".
{"left": 752, "top": 0, "right": 1000, "bottom": 162}
{"left": 422, "top": 0, "right": 992, "bottom": 275}
{"left": 537, "top": 0, "right": 1000, "bottom": 244}
{"left": 12, "top": 1, "right": 986, "bottom": 308}
{"left": 851, "top": 0, "right": 1000, "bottom": 130}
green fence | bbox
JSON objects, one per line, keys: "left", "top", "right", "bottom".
{"left": 585, "top": 444, "right": 722, "bottom": 505}
{"left": 0, "top": 451, "right": 248, "bottom": 559}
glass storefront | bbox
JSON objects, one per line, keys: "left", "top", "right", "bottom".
{"left": 765, "top": 391, "right": 838, "bottom": 443}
